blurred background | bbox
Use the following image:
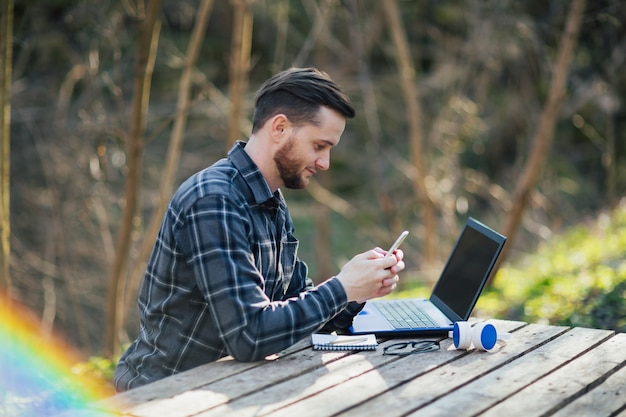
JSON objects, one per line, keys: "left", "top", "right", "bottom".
{"left": 1, "top": 0, "right": 624, "bottom": 398}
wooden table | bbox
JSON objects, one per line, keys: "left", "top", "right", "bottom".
{"left": 92, "top": 320, "right": 625, "bottom": 417}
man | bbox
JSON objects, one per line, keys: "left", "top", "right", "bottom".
{"left": 114, "top": 67, "right": 405, "bottom": 391}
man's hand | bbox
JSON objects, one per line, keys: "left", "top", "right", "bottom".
{"left": 335, "top": 248, "right": 405, "bottom": 303}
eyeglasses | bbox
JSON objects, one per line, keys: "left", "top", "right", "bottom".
{"left": 383, "top": 340, "right": 440, "bottom": 356}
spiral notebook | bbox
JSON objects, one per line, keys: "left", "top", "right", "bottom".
{"left": 311, "top": 333, "right": 378, "bottom": 351}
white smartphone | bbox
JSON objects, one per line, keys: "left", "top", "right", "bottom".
{"left": 384, "top": 230, "right": 409, "bottom": 259}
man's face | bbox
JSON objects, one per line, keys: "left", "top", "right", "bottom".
{"left": 273, "top": 107, "right": 346, "bottom": 189}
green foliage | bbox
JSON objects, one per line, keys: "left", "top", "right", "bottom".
{"left": 71, "top": 355, "right": 117, "bottom": 396}
{"left": 476, "top": 201, "right": 626, "bottom": 332}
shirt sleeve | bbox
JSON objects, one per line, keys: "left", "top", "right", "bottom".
{"left": 175, "top": 193, "right": 350, "bottom": 362}
{"left": 284, "top": 259, "right": 365, "bottom": 332}
{"left": 321, "top": 301, "right": 366, "bottom": 331}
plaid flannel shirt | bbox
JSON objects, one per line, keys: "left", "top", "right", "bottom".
{"left": 114, "top": 142, "right": 363, "bottom": 391}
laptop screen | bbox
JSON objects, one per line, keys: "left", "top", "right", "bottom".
{"left": 430, "top": 218, "right": 506, "bottom": 321}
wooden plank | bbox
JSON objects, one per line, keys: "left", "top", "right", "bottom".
{"left": 407, "top": 326, "right": 614, "bottom": 416}
{"left": 100, "top": 339, "right": 311, "bottom": 413}
{"left": 124, "top": 341, "right": 373, "bottom": 417}
{"left": 477, "top": 331, "right": 626, "bottom": 417}
{"left": 246, "top": 337, "right": 466, "bottom": 417}
{"left": 259, "top": 321, "right": 539, "bottom": 417}
{"left": 333, "top": 322, "right": 567, "bottom": 417}
{"left": 193, "top": 344, "right": 402, "bottom": 417}
{"left": 100, "top": 358, "right": 263, "bottom": 413}
{"left": 550, "top": 359, "right": 626, "bottom": 417}
{"left": 114, "top": 322, "right": 484, "bottom": 416}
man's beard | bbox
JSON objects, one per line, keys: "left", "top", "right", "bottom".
{"left": 274, "top": 138, "right": 308, "bottom": 189}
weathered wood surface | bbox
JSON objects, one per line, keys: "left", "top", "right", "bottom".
{"left": 88, "top": 320, "right": 625, "bottom": 417}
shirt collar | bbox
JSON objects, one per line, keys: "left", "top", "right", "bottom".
{"left": 228, "top": 141, "right": 277, "bottom": 205}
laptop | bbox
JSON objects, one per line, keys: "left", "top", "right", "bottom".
{"left": 349, "top": 217, "right": 506, "bottom": 336}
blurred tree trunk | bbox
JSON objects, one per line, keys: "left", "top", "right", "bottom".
{"left": 605, "top": 114, "right": 616, "bottom": 209}
{"left": 125, "top": 0, "right": 215, "bottom": 324}
{"left": 105, "top": 0, "right": 163, "bottom": 357}
{"left": 271, "top": 0, "right": 289, "bottom": 73}
{"left": 295, "top": 0, "right": 340, "bottom": 281}
{"left": 382, "top": 0, "right": 437, "bottom": 266}
{"left": 0, "top": 0, "right": 13, "bottom": 298}
{"left": 293, "top": 0, "right": 333, "bottom": 67}
{"left": 347, "top": 1, "right": 395, "bottom": 235}
{"left": 312, "top": 23, "right": 332, "bottom": 281}
{"left": 494, "top": 0, "right": 586, "bottom": 282}
{"left": 314, "top": 173, "right": 333, "bottom": 281}
{"left": 227, "top": 0, "right": 253, "bottom": 149}
{"left": 0, "top": 0, "right": 10, "bottom": 398}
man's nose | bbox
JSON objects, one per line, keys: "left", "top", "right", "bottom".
{"left": 316, "top": 156, "right": 330, "bottom": 171}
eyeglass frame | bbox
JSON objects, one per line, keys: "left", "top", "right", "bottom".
{"left": 383, "top": 340, "right": 440, "bottom": 356}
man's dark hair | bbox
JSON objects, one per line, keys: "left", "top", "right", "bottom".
{"left": 251, "top": 67, "right": 355, "bottom": 133}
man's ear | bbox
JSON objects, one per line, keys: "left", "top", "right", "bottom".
{"left": 269, "top": 114, "right": 290, "bottom": 143}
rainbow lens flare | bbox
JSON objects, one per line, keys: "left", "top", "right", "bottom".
{"left": 1, "top": 291, "right": 114, "bottom": 416}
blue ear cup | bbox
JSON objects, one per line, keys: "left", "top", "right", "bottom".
{"left": 452, "top": 321, "right": 472, "bottom": 349}
{"left": 451, "top": 321, "right": 511, "bottom": 352}
{"left": 472, "top": 322, "right": 498, "bottom": 351}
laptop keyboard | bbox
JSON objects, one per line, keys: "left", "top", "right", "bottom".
{"left": 377, "top": 300, "right": 439, "bottom": 329}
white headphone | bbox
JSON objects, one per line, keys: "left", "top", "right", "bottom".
{"left": 450, "top": 321, "right": 511, "bottom": 351}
